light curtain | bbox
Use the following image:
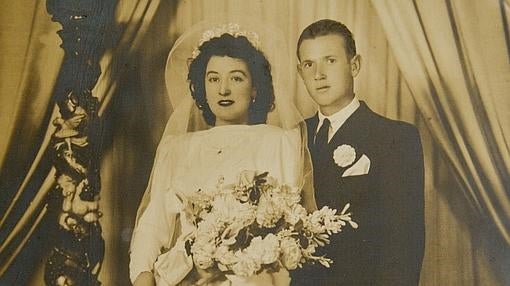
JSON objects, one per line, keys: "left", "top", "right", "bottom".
{"left": 372, "top": 0, "right": 510, "bottom": 242}
{"left": 371, "top": 0, "right": 510, "bottom": 284}
{"left": 1, "top": 0, "right": 508, "bottom": 285}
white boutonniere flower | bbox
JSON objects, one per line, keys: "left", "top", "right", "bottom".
{"left": 333, "top": 144, "right": 356, "bottom": 167}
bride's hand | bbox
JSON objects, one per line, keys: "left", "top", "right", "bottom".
{"left": 195, "top": 267, "right": 224, "bottom": 285}
{"left": 133, "top": 271, "right": 155, "bottom": 286}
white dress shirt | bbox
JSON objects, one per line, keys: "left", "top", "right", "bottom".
{"left": 316, "top": 96, "right": 361, "bottom": 142}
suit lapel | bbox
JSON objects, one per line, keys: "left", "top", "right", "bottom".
{"left": 328, "top": 101, "right": 371, "bottom": 148}
{"left": 308, "top": 102, "right": 375, "bottom": 169}
{"left": 306, "top": 114, "right": 319, "bottom": 154}
{"left": 310, "top": 102, "right": 379, "bottom": 209}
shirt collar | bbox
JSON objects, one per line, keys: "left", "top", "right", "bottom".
{"left": 317, "top": 96, "right": 360, "bottom": 137}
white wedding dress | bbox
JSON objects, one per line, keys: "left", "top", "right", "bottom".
{"left": 129, "top": 124, "right": 302, "bottom": 286}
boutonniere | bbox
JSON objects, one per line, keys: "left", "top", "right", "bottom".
{"left": 333, "top": 145, "right": 356, "bottom": 167}
{"left": 333, "top": 144, "right": 371, "bottom": 177}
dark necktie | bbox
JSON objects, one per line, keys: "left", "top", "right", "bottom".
{"left": 315, "top": 118, "right": 330, "bottom": 151}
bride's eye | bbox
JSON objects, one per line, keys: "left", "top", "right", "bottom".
{"left": 231, "top": 76, "right": 244, "bottom": 82}
{"left": 208, "top": 76, "right": 220, "bottom": 83}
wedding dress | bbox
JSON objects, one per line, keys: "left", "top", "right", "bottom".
{"left": 129, "top": 18, "right": 313, "bottom": 286}
{"left": 130, "top": 125, "right": 301, "bottom": 285}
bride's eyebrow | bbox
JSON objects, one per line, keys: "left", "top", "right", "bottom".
{"left": 229, "top": 70, "right": 247, "bottom": 76}
{"left": 206, "top": 71, "right": 219, "bottom": 76}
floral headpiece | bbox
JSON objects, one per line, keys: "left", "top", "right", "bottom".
{"left": 191, "top": 23, "right": 261, "bottom": 59}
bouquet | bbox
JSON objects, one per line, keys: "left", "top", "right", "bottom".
{"left": 184, "top": 170, "right": 358, "bottom": 278}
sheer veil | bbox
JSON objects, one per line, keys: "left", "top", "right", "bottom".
{"left": 133, "top": 17, "right": 316, "bottom": 232}
{"left": 163, "top": 18, "right": 303, "bottom": 135}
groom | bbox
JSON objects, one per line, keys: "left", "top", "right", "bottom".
{"left": 292, "top": 19, "right": 425, "bottom": 285}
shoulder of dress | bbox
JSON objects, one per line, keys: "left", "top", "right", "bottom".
{"left": 257, "top": 124, "right": 302, "bottom": 140}
{"left": 305, "top": 116, "right": 317, "bottom": 123}
{"left": 252, "top": 124, "right": 285, "bottom": 135}
{"left": 157, "top": 132, "right": 199, "bottom": 151}
{"left": 264, "top": 124, "right": 285, "bottom": 131}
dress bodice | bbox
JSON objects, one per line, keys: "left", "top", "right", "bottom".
{"left": 167, "top": 124, "right": 301, "bottom": 199}
{"left": 130, "top": 124, "right": 302, "bottom": 285}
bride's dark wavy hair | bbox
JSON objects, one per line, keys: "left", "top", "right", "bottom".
{"left": 187, "top": 33, "right": 275, "bottom": 126}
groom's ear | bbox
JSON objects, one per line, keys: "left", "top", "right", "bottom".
{"left": 350, "top": 54, "right": 361, "bottom": 77}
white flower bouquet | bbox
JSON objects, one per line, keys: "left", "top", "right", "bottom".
{"left": 183, "top": 170, "right": 357, "bottom": 279}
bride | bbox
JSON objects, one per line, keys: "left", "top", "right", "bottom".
{"left": 129, "top": 21, "right": 315, "bottom": 286}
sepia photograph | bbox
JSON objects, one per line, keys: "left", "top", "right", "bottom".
{"left": 0, "top": 0, "right": 509, "bottom": 285}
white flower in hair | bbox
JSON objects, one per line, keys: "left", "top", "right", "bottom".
{"left": 191, "top": 23, "right": 261, "bottom": 59}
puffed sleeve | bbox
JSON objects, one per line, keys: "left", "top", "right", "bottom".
{"left": 129, "top": 136, "right": 183, "bottom": 283}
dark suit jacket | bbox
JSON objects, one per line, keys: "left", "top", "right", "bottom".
{"left": 291, "top": 102, "right": 425, "bottom": 286}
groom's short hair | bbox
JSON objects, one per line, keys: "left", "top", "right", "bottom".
{"left": 297, "top": 19, "right": 356, "bottom": 60}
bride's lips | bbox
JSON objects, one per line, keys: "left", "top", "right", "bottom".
{"left": 218, "top": 100, "right": 234, "bottom": 106}
{"left": 316, "top": 85, "right": 330, "bottom": 92}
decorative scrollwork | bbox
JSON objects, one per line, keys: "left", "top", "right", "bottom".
{"left": 44, "top": 0, "right": 116, "bottom": 285}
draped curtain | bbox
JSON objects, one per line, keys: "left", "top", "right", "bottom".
{"left": 0, "top": 1, "right": 63, "bottom": 284}
{"left": 372, "top": 0, "right": 510, "bottom": 243}
{"left": 371, "top": 1, "right": 510, "bottom": 284}
{"left": 0, "top": 0, "right": 508, "bottom": 285}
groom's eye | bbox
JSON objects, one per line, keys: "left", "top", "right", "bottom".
{"left": 327, "top": 58, "right": 337, "bottom": 64}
